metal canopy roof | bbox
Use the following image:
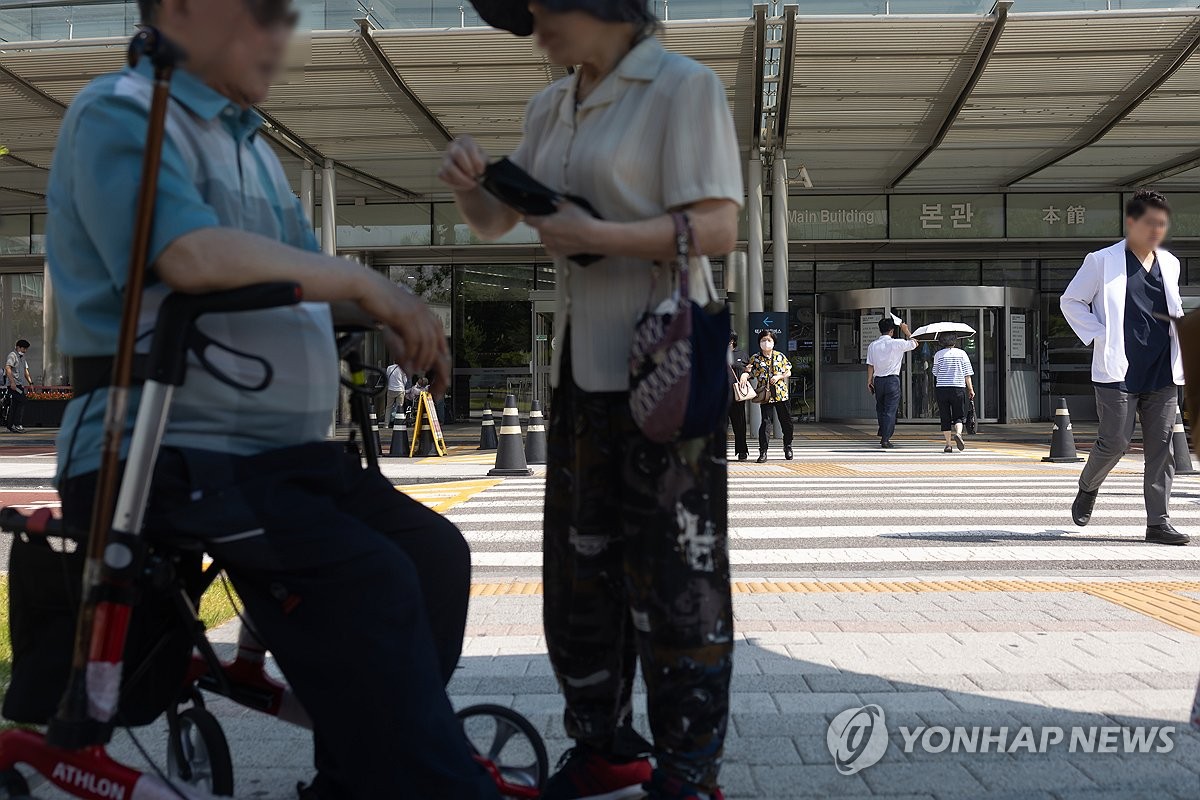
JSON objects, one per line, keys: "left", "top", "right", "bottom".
{"left": 2, "top": 6, "right": 1200, "bottom": 214}
{"left": 0, "top": 19, "right": 755, "bottom": 209}
{"left": 782, "top": 6, "right": 1200, "bottom": 192}
{"left": 787, "top": 13, "right": 1000, "bottom": 189}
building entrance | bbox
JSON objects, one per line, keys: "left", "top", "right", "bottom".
{"left": 817, "top": 287, "right": 1041, "bottom": 424}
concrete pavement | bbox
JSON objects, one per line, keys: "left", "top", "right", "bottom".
{"left": 9, "top": 435, "right": 1200, "bottom": 798}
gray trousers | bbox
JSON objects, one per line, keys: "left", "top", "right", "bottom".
{"left": 1079, "top": 385, "right": 1177, "bottom": 526}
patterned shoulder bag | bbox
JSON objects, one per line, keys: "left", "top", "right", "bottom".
{"left": 628, "top": 212, "right": 731, "bottom": 443}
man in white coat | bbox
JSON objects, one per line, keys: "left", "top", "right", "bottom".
{"left": 1060, "top": 189, "right": 1189, "bottom": 546}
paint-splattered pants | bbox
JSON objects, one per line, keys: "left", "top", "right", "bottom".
{"left": 543, "top": 349, "right": 733, "bottom": 791}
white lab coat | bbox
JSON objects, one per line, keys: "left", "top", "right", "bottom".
{"left": 1060, "top": 239, "right": 1185, "bottom": 386}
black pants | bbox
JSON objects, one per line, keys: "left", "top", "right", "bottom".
{"left": 544, "top": 356, "right": 732, "bottom": 791}
{"left": 936, "top": 386, "right": 967, "bottom": 431}
{"left": 728, "top": 399, "right": 748, "bottom": 456}
{"left": 60, "top": 442, "right": 498, "bottom": 800}
{"left": 4, "top": 386, "right": 25, "bottom": 429}
{"left": 874, "top": 375, "right": 901, "bottom": 442}
{"left": 758, "top": 400, "right": 794, "bottom": 454}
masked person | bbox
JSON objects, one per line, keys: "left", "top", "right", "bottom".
{"left": 42, "top": 1, "right": 499, "bottom": 797}
{"left": 4, "top": 339, "right": 32, "bottom": 433}
{"left": 1061, "top": 189, "right": 1190, "bottom": 547}
{"left": 740, "top": 331, "right": 793, "bottom": 462}
{"left": 441, "top": 0, "right": 742, "bottom": 797}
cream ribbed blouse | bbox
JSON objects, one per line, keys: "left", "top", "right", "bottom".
{"left": 511, "top": 35, "right": 744, "bottom": 393}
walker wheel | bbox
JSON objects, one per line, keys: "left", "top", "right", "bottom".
{"left": 457, "top": 704, "right": 548, "bottom": 791}
{"left": 167, "top": 706, "right": 234, "bottom": 796}
{"left": 0, "top": 769, "right": 29, "bottom": 799}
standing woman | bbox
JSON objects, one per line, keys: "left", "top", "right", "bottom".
{"left": 439, "top": 2, "right": 743, "bottom": 799}
{"left": 932, "top": 331, "right": 975, "bottom": 452}
{"left": 740, "top": 331, "right": 793, "bottom": 462}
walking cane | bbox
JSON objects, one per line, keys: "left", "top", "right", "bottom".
{"left": 49, "top": 26, "right": 185, "bottom": 746}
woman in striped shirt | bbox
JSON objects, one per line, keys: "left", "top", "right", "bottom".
{"left": 932, "top": 332, "right": 975, "bottom": 453}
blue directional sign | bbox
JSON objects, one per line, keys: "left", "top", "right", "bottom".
{"left": 749, "top": 312, "right": 789, "bottom": 350}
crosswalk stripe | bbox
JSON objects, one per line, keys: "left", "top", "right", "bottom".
{"left": 448, "top": 507, "right": 1200, "bottom": 524}
{"left": 458, "top": 525, "right": 1190, "bottom": 544}
{"left": 448, "top": 457, "right": 1200, "bottom": 573}
{"left": 470, "top": 545, "right": 1200, "bottom": 568}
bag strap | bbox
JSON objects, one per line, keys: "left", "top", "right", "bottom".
{"left": 670, "top": 211, "right": 692, "bottom": 301}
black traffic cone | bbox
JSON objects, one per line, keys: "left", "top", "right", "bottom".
{"left": 525, "top": 400, "right": 548, "bottom": 465}
{"left": 368, "top": 409, "right": 383, "bottom": 456}
{"left": 1043, "top": 397, "right": 1083, "bottom": 463}
{"left": 415, "top": 407, "right": 435, "bottom": 457}
{"left": 386, "top": 409, "right": 410, "bottom": 458}
{"left": 478, "top": 407, "right": 498, "bottom": 450}
{"left": 489, "top": 394, "right": 532, "bottom": 477}
{"left": 1172, "top": 410, "right": 1196, "bottom": 475}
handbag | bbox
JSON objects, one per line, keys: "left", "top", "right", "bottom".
{"left": 966, "top": 397, "right": 978, "bottom": 435}
{"left": 733, "top": 379, "right": 756, "bottom": 403}
{"left": 629, "top": 212, "right": 730, "bottom": 443}
{"left": 751, "top": 360, "right": 773, "bottom": 405}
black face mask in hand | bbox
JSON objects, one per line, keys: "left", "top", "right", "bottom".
{"left": 481, "top": 158, "right": 603, "bottom": 266}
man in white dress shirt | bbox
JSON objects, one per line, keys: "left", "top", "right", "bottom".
{"left": 866, "top": 317, "right": 918, "bottom": 449}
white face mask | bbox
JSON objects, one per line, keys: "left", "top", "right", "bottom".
{"left": 760, "top": 339, "right": 774, "bottom": 353}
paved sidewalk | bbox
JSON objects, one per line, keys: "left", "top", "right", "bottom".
{"left": 13, "top": 439, "right": 1200, "bottom": 798}
{"left": 34, "top": 583, "right": 1200, "bottom": 799}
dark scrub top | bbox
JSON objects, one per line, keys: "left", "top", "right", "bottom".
{"left": 1098, "top": 249, "right": 1173, "bottom": 394}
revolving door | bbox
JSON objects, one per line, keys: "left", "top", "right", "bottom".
{"left": 816, "top": 286, "right": 1041, "bottom": 424}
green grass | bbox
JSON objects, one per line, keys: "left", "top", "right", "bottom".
{"left": 0, "top": 574, "right": 241, "bottom": 728}
{"left": 0, "top": 577, "right": 10, "bottom": 710}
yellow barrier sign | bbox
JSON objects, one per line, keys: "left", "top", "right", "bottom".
{"left": 409, "top": 391, "right": 447, "bottom": 457}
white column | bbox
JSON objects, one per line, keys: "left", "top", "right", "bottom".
{"left": 300, "top": 163, "right": 315, "bottom": 229}
{"left": 41, "top": 263, "right": 58, "bottom": 384}
{"left": 320, "top": 159, "right": 336, "bottom": 256}
{"left": 770, "top": 156, "right": 790, "bottom": 439}
{"left": 771, "top": 155, "right": 790, "bottom": 314}
{"left": 747, "top": 154, "right": 765, "bottom": 317}
{"left": 746, "top": 156, "right": 765, "bottom": 439}
{"left": 727, "top": 251, "right": 748, "bottom": 347}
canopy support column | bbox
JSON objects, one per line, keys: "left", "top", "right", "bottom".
{"left": 320, "top": 159, "right": 336, "bottom": 256}
{"left": 300, "top": 163, "right": 315, "bottom": 229}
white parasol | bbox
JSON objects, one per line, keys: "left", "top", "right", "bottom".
{"left": 911, "top": 321, "right": 977, "bottom": 340}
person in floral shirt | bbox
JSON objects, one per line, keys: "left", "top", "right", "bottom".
{"left": 739, "top": 331, "right": 793, "bottom": 462}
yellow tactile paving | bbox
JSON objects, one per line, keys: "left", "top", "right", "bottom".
{"left": 1084, "top": 586, "right": 1200, "bottom": 636}
{"left": 774, "top": 463, "right": 861, "bottom": 477}
{"left": 397, "top": 479, "right": 502, "bottom": 513}
{"left": 467, "top": 579, "right": 1200, "bottom": 635}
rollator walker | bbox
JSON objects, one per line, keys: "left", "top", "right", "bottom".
{"left": 0, "top": 27, "right": 547, "bottom": 800}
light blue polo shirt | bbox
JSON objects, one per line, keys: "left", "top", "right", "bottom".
{"left": 48, "top": 60, "right": 337, "bottom": 479}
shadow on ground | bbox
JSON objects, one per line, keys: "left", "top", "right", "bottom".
{"left": 16, "top": 639, "right": 1198, "bottom": 800}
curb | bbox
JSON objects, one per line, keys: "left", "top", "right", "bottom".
{"left": 0, "top": 476, "right": 530, "bottom": 491}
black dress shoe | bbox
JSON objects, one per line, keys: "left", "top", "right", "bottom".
{"left": 1072, "top": 488, "right": 1098, "bottom": 527}
{"left": 784, "top": 446, "right": 793, "bottom": 460}
{"left": 1146, "top": 523, "right": 1190, "bottom": 546}
{"left": 756, "top": 452, "right": 767, "bottom": 463}
{"left": 737, "top": 452, "right": 748, "bottom": 462}
{"left": 881, "top": 440, "right": 895, "bottom": 449}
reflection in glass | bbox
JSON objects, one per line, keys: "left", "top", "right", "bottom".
{"left": 0, "top": 273, "right": 45, "bottom": 382}
{"left": 453, "top": 264, "right": 535, "bottom": 420}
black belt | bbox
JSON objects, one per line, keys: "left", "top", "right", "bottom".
{"left": 72, "top": 355, "right": 148, "bottom": 397}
